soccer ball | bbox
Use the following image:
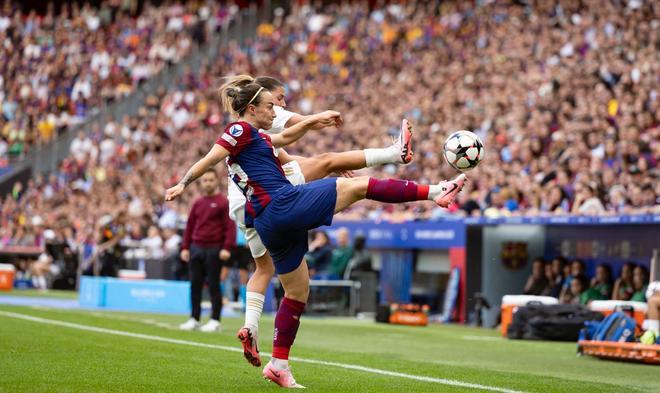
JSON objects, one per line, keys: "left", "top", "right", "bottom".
{"left": 443, "top": 130, "right": 485, "bottom": 172}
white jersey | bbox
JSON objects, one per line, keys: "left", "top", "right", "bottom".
{"left": 227, "top": 106, "right": 296, "bottom": 219}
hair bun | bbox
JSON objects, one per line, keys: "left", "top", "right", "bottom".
{"left": 226, "top": 88, "right": 238, "bottom": 98}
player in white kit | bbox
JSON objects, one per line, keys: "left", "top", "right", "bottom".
{"left": 219, "top": 75, "right": 414, "bottom": 367}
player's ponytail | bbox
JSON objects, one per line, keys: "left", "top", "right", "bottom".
{"left": 218, "top": 75, "right": 256, "bottom": 117}
{"left": 220, "top": 82, "right": 265, "bottom": 118}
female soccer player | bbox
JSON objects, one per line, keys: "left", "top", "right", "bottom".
{"left": 218, "top": 75, "right": 414, "bottom": 369}
{"left": 165, "top": 84, "right": 465, "bottom": 388}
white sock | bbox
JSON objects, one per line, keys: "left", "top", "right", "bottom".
{"left": 364, "top": 146, "right": 398, "bottom": 167}
{"left": 428, "top": 184, "right": 444, "bottom": 200}
{"left": 271, "top": 357, "right": 289, "bottom": 370}
{"left": 245, "top": 291, "right": 265, "bottom": 332}
{"left": 648, "top": 320, "right": 660, "bottom": 335}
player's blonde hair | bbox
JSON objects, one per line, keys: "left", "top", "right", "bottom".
{"left": 218, "top": 75, "right": 285, "bottom": 118}
{"left": 218, "top": 75, "right": 256, "bottom": 118}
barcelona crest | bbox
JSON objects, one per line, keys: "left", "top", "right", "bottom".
{"left": 501, "top": 242, "right": 528, "bottom": 270}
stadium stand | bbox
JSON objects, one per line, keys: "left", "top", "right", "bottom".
{"left": 241, "top": 0, "right": 658, "bottom": 221}
{"left": 0, "top": 0, "right": 233, "bottom": 164}
{"left": 1, "top": 1, "right": 658, "bottom": 288}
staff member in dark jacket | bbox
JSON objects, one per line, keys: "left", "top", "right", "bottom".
{"left": 179, "top": 169, "right": 236, "bottom": 332}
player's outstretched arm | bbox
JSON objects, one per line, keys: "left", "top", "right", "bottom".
{"left": 287, "top": 112, "right": 343, "bottom": 130}
{"left": 165, "top": 144, "right": 230, "bottom": 201}
{"left": 270, "top": 110, "right": 341, "bottom": 148}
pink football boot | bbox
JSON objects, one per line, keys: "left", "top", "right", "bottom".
{"left": 263, "top": 361, "right": 305, "bottom": 389}
{"left": 434, "top": 174, "right": 466, "bottom": 208}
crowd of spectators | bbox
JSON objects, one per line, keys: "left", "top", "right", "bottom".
{"left": 0, "top": 60, "right": 223, "bottom": 284}
{"left": 0, "top": 0, "right": 234, "bottom": 164}
{"left": 243, "top": 0, "right": 658, "bottom": 220}
{"left": 523, "top": 256, "right": 651, "bottom": 304}
{"left": 1, "top": 0, "right": 659, "bottom": 287}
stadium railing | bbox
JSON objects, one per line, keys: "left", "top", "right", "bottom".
{"left": 308, "top": 279, "right": 361, "bottom": 316}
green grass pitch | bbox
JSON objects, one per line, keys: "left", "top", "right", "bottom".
{"left": 0, "top": 302, "right": 658, "bottom": 392}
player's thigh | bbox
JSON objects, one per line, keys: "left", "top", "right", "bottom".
{"left": 334, "top": 176, "right": 370, "bottom": 213}
{"left": 296, "top": 155, "right": 330, "bottom": 182}
{"left": 253, "top": 222, "right": 308, "bottom": 277}
{"left": 277, "top": 258, "right": 310, "bottom": 302}
{"left": 235, "top": 208, "right": 269, "bottom": 260}
{"left": 291, "top": 178, "right": 337, "bottom": 228}
{"left": 254, "top": 252, "right": 275, "bottom": 276}
{"left": 263, "top": 178, "right": 337, "bottom": 231}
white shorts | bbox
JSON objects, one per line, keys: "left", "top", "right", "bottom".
{"left": 230, "top": 161, "right": 306, "bottom": 259}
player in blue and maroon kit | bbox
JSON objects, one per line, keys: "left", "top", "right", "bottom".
{"left": 165, "top": 83, "right": 465, "bottom": 388}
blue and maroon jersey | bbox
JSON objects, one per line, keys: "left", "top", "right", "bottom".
{"left": 215, "top": 121, "right": 290, "bottom": 219}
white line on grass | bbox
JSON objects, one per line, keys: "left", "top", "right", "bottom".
{"left": 0, "top": 310, "right": 524, "bottom": 393}
{"left": 462, "top": 335, "right": 503, "bottom": 342}
{"left": 87, "top": 311, "right": 179, "bottom": 330}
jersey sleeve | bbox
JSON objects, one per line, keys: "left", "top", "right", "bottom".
{"left": 215, "top": 122, "right": 252, "bottom": 155}
{"left": 269, "top": 106, "right": 296, "bottom": 134}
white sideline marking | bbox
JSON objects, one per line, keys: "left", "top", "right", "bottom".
{"left": 88, "top": 311, "right": 178, "bottom": 330}
{"left": 0, "top": 310, "right": 523, "bottom": 393}
{"left": 462, "top": 335, "right": 502, "bottom": 342}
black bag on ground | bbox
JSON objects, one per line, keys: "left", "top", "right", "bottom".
{"left": 507, "top": 304, "right": 603, "bottom": 341}
{"left": 375, "top": 304, "right": 391, "bottom": 323}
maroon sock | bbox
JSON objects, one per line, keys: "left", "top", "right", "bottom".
{"left": 366, "top": 178, "right": 429, "bottom": 203}
{"left": 272, "top": 297, "right": 306, "bottom": 360}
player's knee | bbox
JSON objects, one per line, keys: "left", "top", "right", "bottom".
{"left": 255, "top": 261, "right": 275, "bottom": 277}
{"left": 285, "top": 282, "right": 310, "bottom": 303}
{"left": 254, "top": 254, "right": 275, "bottom": 275}
{"left": 292, "top": 289, "right": 310, "bottom": 303}
{"left": 337, "top": 176, "right": 369, "bottom": 199}
{"left": 350, "top": 176, "right": 370, "bottom": 197}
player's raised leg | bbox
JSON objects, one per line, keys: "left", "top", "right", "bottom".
{"left": 297, "top": 119, "right": 414, "bottom": 182}
{"left": 334, "top": 174, "right": 466, "bottom": 213}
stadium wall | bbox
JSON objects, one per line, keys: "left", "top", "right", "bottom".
{"left": 478, "top": 225, "right": 546, "bottom": 327}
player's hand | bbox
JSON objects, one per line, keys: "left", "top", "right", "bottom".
{"left": 165, "top": 183, "right": 185, "bottom": 201}
{"left": 313, "top": 110, "right": 341, "bottom": 127}
{"left": 219, "top": 249, "right": 231, "bottom": 261}
{"left": 180, "top": 249, "right": 190, "bottom": 263}
{"left": 339, "top": 170, "right": 354, "bottom": 178}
